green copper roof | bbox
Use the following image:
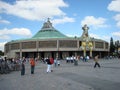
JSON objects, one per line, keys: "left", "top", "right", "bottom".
{"left": 32, "top": 18, "right": 68, "bottom": 39}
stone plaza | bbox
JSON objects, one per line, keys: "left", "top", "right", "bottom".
{"left": 0, "top": 59, "right": 120, "bottom": 90}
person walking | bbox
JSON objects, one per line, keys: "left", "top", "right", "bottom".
{"left": 94, "top": 55, "right": 100, "bottom": 68}
{"left": 57, "top": 60, "right": 60, "bottom": 66}
{"left": 30, "top": 58, "right": 35, "bottom": 74}
{"left": 21, "top": 61, "right": 25, "bottom": 76}
{"left": 50, "top": 57, "right": 54, "bottom": 72}
{"left": 54, "top": 58, "right": 57, "bottom": 67}
{"left": 46, "top": 57, "right": 52, "bottom": 73}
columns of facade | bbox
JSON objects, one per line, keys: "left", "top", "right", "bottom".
{"left": 75, "top": 52, "right": 77, "bottom": 57}
{"left": 90, "top": 49, "right": 92, "bottom": 58}
{"left": 20, "top": 42, "right": 22, "bottom": 58}
{"left": 76, "top": 40, "right": 79, "bottom": 57}
{"left": 84, "top": 47, "right": 86, "bottom": 57}
{"left": 90, "top": 42, "right": 93, "bottom": 58}
{"left": 104, "top": 42, "right": 105, "bottom": 50}
{"left": 78, "top": 40, "right": 80, "bottom": 56}
{"left": 9, "top": 44, "right": 11, "bottom": 58}
{"left": 93, "top": 41, "right": 95, "bottom": 49}
{"left": 56, "top": 40, "right": 59, "bottom": 58}
{"left": 36, "top": 40, "right": 39, "bottom": 58}
{"left": 77, "top": 40, "right": 80, "bottom": 49}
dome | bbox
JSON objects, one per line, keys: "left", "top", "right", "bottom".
{"left": 32, "top": 18, "right": 68, "bottom": 39}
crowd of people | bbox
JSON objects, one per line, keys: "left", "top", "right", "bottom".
{"left": 0, "top": 55, "right": 92, "bottom": 75}
{"left": 1, "top": 55, "right": 119, "bottom": 75}
{"left": 0, "top": 58, "right": 21, "bottom": 74}
{"left": 0, "top": 56, "right": 60, "bottom": 75}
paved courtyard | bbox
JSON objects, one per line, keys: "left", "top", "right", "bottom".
{"left": 0, "top": 59, "right": 120, "bottom": 90}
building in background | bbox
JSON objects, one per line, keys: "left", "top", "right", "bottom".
{"left": 4, "top": 19, "right": 109, "bottom": 59}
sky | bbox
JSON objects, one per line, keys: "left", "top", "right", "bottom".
{"left": 0, "top": 0, "right": 120, "bottom": 51}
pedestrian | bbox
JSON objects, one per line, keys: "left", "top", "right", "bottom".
{"left": 54, "top": 58, "right": 57, "bottom": 67}
{"left": 30, "top": 58, "right": 35, "bottom": 74}
{"left": 50, "top": 57, "right": 54, "bottom": 72}
{"left": 74, "top": 56, "right": 78, "bottom": 66}
{"left": 83, "top": 56, "right": 87, "bottom": 62}
{"left": 57, "top": 60, "right": 60, "bottom": 66}
{"left": 94, "top": 55, "right": 100, "bottom": 68}
{"left": 21, "top": 61, "right": 25, "bottom": 76}
{"left": 46, "top": 57, "right": 51, "bottom": 73}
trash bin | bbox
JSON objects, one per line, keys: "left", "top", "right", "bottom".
{"left": 74, "top": 60, "right": 78, "bottom": 66}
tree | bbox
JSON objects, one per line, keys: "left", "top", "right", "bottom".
{"left": 115, "top": 40, "right": 120, "bottom": 54}
{"left": 109, "top": 37, "right": 115, "bottom": 55}
{"left": 0, "top": 50, "right": 4, "bottom": 56}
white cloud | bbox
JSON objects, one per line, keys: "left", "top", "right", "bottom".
{"left": 66, "top": 34, "right": 80, "bottom": 37}
{"left": 0, "top": 0, "right": 68, "bottom": 21}
{"left": 90, "top": 33, "right": 110, "bottom": 42}
{"left": 0, "top": 27, "right": 32, "bottom": 51}
{"left": 0, "top": 28, "right": 32, "bottom": 40}
{"left": 114, "top": 14, "right": 120, "bottom": 21}
{"left": 89, "top": 33, "right": 100, "bottom": 39}
{"left": 108, "top": 0, "right": 120, "bottom": 28}
{"left": 0, "top": 35, "right": 10, "bottom": 40}
{"left": 52, "top": 17, "right": 75, "bottom": 25}
{"left": 0, "top": 19, "right": 10, "bottom": 24}
{"left": 113, "top": 14, "right": 120, "bottom": 27}
{"left": 81, "top": 16, "right": 108, "bottom": 28}
{"left": 0, "top": 42, "right": 6, "bottom": 51}
{"left": 107, "top": 0, "right": 120, "bottom": 12}
{"left": 116, "top": 21, "right": 120, "bottom": 27}
{"left": 112, "top": 31, "right": 120, "bottom": 37}
{"left": 66, "top": 33, "right": 110, "bottom": 42}
{"left": 0, "top": 16, "right": 10, "bottom": 24}
{"left": 111, "top": 31, "right": 120, "bottom": 41}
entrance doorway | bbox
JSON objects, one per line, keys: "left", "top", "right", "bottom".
{"left": 41, "top": 52, "right": 44, "bottom": 58}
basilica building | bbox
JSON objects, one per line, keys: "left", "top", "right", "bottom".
{"left": 4, "top": 19, "right": 109, "bottom": 59}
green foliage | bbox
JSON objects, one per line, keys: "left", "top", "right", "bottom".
{"left": 109, "top": 37, "right": 115, "bottom": 54}
{"left": 0, "top": 50, "right": 4, "bottom": 56}
{"left": 115, "top": 40, "right": 120, "bottom": 55}
{"left": 110, "top": 37, "right": 120, "bottom": 56}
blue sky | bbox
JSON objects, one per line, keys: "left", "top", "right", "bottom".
{"left": 0, "top": 0, "right": 120, "bottom": 51}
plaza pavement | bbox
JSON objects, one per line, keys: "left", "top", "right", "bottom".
{"left": 0, "top": 58, "right": 120, "bottom": 90}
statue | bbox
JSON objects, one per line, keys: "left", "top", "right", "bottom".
{"left": 81, "top": 24, "right": 93, "bottom": 57}
{"left": 41, "top": 18, "right": 53, "bottom": 29}
{"left": 82, "top": 24, "right": 89, "bottom": 38}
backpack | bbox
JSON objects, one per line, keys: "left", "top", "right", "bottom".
{"left": 50, "top": 58, "right": 54, "bottom": 64}
{"left": 30, "top": 59, "right": 35, "bottom": 66}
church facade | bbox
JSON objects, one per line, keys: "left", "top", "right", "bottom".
{"left": 4, "top": 19, "right": 109, "bottom": 59}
